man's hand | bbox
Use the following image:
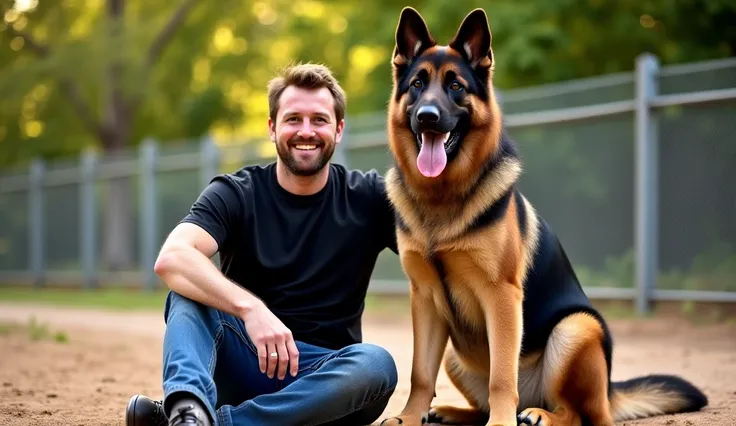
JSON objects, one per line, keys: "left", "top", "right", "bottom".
{"left": 154, "top": 222, "right": 300, "bottom": 380}
{"left": 241, "top": 302, "right": 300, "bottom": 380}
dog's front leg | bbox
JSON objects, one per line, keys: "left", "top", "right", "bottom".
{"left": 481, "top": 282, "right": 523, "bottom": 426}
{"left": 381, "top": 252, "right": 449, "bottom": 426}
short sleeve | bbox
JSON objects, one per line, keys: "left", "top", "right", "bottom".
{"left": 372, "top": 172, "right": 399, "bottom": 254}
{"left": 179, "top": 175, "right": 244, "bottom": 251}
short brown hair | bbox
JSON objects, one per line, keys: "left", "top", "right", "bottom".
{"left": 267, "top": 63, "right": 347, "bottom": 123}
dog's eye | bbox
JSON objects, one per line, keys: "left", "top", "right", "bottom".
{"left": 449, "top": 81, "right": 463, "bottom": 91}
{"left": 412, "top": 79, "right": 423, "bottom": 89}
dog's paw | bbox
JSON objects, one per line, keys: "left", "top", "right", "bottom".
{"left": 426, "top": 408, "right": 443, "bottom": 424}
{"left": 380, "top": 413, "right": 428, "bottom": 426}
{"left": 516, "top": 408, "right": 553, "bottom": 426}
{"left": 428, "top": 405, "right": 487, "bottom": 424}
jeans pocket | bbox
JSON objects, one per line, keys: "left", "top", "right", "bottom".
{"left": 221, "top": 320, "right": 259, "bottom": 356}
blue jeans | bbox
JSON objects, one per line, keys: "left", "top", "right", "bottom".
{"left": 161, "top": 291, "right": 398, "bottom": 426}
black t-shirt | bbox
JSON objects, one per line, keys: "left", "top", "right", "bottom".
{"left": 180, "top": 162, "right": 398, "bottom": 350}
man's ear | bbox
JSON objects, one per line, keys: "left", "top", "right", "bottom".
{"left": 393, "top": 7, "right": 435, "bottom": 70}
{"left": 334, "top": 119, "right": 345, "bottom": 144}
{"left": 449, "top": 8, "right": 493, "bottom": 70}
{"left": 268, "top": 117, "right": 276, "bottom": 142}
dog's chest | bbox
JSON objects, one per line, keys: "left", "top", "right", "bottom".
{"left": 429, "top": 250, "right": 492, "bottom": 328}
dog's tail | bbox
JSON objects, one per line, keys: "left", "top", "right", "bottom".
{"left": 610, "top": 374, "right": 708, "bottom": 421}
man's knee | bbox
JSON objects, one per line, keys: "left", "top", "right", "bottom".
{"left": 344, "top": 343, "right": 398, "bottom": 392}
{"left": 164, "top": 291, "right": 216, "bottom": 326}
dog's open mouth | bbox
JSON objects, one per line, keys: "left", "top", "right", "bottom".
{"left": 415, "top": 131, "right": 460, "bottom": 153}
{"left": 414, "top": 130, "right": 460, "bottom": 178}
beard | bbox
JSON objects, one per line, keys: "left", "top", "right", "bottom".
{"left": 275, "top": 134, "right": 336, "bottom": 177}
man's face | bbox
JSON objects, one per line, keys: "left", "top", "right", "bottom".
{"left": 269, "top": 86, "right": 344, "bottom": 177}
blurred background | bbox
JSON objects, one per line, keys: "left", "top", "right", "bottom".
{"left": 0, "top": 0, "right": 735, "bottom": 314}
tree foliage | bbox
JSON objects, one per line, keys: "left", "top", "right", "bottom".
{"left": 0, "top": 0, "right": 733, "bottom": 166}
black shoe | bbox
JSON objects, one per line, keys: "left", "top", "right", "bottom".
{"left": 168, "top": 403, "right": 210, "bottom": 426}
{"left": 125, "top": 394, "right": 168, "bottom": 426}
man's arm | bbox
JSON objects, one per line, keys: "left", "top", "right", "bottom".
{"left": 153, "top": 222, "right": 260, "bottom": 319}
{"left": 154, "top": 178, "right": 299, "bottom": 380}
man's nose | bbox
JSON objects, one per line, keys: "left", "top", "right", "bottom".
{"left": 297, "top": 119, "right": 315, "bottom": 138}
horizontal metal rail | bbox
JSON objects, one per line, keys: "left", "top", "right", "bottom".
{"left": 658, "top": 57, "right": 736, "bottom": 77}
{"left": 651, "top": 88, "right": 736, "bottom": 108}
{"left": 651, "top": 289, "right": 736, "bottom": 303}
{"left": 95, "top": 158, "right": 139, "bottom": 180}
{"left": 0, "top": 175, "right": 30, "bottom": 193}
{"left": 155, "top": 152, "right": 201, "bottom": 172}
{"left": 43, "top": 168, "right": 83, "bottom": 187}
{"left": 503, "top": 100, "right": 635, "bottom": 127}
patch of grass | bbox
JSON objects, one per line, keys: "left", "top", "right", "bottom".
{"left": 0, "top": 317, "right": 69, "bottom": 343}
{"left": 54, "top": 331, "right": 69, "bottom": 343}
{"left": 26, "top": 316, "right": 69, "bottom": 343}
{"left": 27, "top": 315, "right": 50, "bottom": 341}
{"left": 0, "top": 286, "right": 169, "bottom": 311}
{"left": 0, "top": 321, "right": 19, "bottom": 336}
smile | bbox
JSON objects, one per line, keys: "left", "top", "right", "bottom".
{"left": 294, "top": 144, "right": 319, "bottom": 151}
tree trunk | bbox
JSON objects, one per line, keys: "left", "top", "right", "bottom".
{"left": 101, "top": 0, "right": 135, "bottom": 271}
{"left": 99, "top": 108, "right": 134, "bottom": 271}
{"left": 101, "top": 157, "right": 135, "bottom": 271}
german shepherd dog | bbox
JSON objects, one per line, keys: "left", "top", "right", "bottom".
{"left": 380, "top": 7, "right": 708, "bottom": 426}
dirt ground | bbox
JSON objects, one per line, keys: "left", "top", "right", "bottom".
{"left": 0, "top": 303, "right": 734, "bottom": 426}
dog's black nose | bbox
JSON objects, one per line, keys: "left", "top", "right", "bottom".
{"left": 417, "top": 105, "right": 440, "bottom": 123}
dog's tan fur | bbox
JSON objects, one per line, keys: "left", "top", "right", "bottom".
{"left": 380, "top": 7, "right": 707, "bottom": 426}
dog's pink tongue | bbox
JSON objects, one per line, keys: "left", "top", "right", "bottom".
{"left": 416, "top": 132, "right": 448, "bottom": 178}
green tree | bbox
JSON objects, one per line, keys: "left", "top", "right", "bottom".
{"left": 0, "top": 0, "right": 203, "bottom": 269}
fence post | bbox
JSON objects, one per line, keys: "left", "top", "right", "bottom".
{"left": 634, "top": 53, "right": 660, "bottom": 315}
{"left": 139, "top": 139, "right": 158, "bottom": 291}
{"left": 28, "top": 158, "right": 45, "bottom": 288}
{"left": 80, "top": 148, "right": 98, "bottom": 289}
{"left": 200, "top": 135, "right": 219, "bottom": 190}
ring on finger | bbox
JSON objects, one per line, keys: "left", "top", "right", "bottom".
{"left": 270, "top": 352, "right": 278, "bottom": 358}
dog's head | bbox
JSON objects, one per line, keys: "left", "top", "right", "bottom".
{"left": 388, "top": 7, "right": 501, "bottom": 183}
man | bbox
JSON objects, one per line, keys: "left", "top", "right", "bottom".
{"left": 125, "top": 63, "right": 399, "bottom": 426}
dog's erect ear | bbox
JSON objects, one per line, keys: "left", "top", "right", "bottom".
{"left": 449, "top": 8, "right": 493, "bottom": 69}
{"left": 393, "top": 7, "right": 435, "bottom": 69}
